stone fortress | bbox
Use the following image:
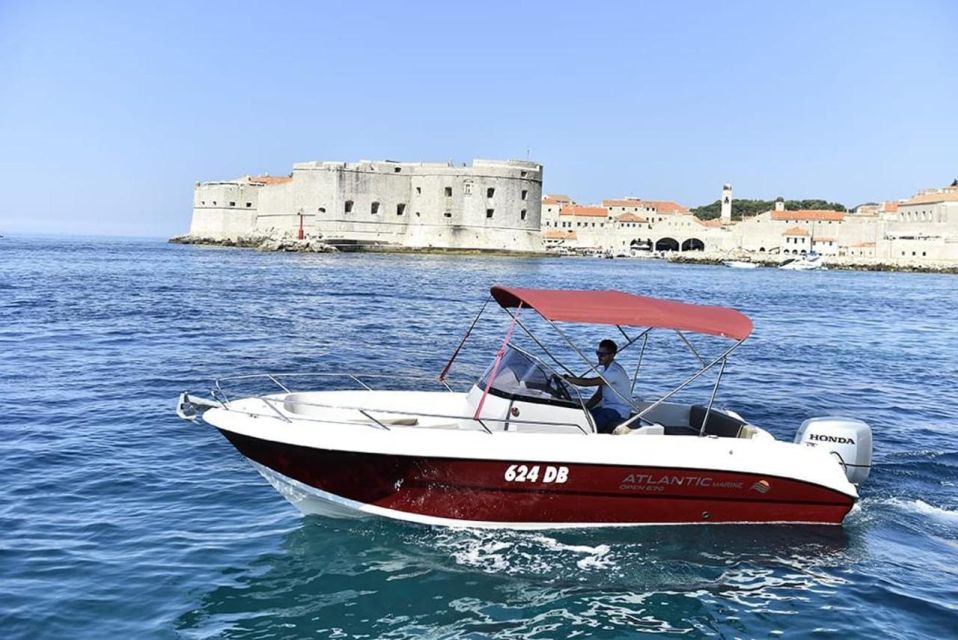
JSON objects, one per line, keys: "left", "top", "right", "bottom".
{"left": 187, "top": 159, "right": 542, "bottom": 252}
{"left": 182, "top": 158, "right": 958, "bottom": 266}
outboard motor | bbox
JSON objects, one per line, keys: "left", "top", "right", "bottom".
{"left": 795, "top": 417, "right": 872, "bottom": 484}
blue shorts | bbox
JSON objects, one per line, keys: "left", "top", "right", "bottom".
{"left": 590, "top": 407, "right": 626, "bottom": 434}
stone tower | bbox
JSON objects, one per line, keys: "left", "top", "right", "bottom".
{"left": 774, "top": 196, "right": 785, "bottom": 212}
{"left": 721, "top": 183, "right": 732, "bottom": 223}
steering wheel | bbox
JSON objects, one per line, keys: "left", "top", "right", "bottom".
{"left": 547, "top": 374, "right": 573, "bottom": 401}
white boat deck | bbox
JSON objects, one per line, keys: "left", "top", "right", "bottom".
{"left": 220, "top": 389, "right": 774, "bottom": 441}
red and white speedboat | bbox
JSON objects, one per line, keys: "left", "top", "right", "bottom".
{"left": 177, "top": 286, "right": 872, "bottom": 528}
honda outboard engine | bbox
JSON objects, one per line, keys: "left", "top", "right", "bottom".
{"left": 795, "top": 417, "right": 872, "bottom": 484}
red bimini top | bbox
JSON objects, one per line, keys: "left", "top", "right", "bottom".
{"left": 490, "top": 286, "right": 753, "bottom": 341}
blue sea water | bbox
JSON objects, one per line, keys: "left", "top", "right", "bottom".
{"left": 2, "top": 236, "right": 957, "bottom": 639}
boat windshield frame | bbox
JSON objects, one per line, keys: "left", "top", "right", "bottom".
{"left": 476, "top": 344, "right": 588, "bottom": 410}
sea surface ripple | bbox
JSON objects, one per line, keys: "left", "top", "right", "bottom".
{"left": 1, "top": 237, "right": 957, "bottom": 639}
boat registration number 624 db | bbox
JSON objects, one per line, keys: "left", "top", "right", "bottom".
{"left": 504, "top": 464, "right": 569, "bottom": 483}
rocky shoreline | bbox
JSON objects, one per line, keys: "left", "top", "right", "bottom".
{"left": 169, "top": 234, "right": 338, "bottom": 253}
{"left": 169, "top": 235, "right": 957, "bottom": 273}
{"left": 167, "top": 234, "right": 543, "bottom": 257}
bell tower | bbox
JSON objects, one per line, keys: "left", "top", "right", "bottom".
{"left": 721, "top": 183, "right": 732, "bottom": 223}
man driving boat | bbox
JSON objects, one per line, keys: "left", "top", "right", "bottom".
{"left": 563, "top": 339, "right": 632, "bottom": 434}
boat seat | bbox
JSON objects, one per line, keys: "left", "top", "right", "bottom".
{"left": 688, "top": 405, "right": 746, "bottom": 438}
{"left": 612, "top": 424, "right": 665, "bottom": 436}
{"left": 662, "top": 425, "right": 701, "bottom": 436}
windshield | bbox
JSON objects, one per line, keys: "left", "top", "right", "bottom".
{"left": 477, "top": 346, "right": 580, "bottom": 404}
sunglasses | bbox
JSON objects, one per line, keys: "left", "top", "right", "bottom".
{"left": 596, "top": 351, "right": 612, "bottom": 357}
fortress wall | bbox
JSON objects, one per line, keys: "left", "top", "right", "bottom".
{"left": 839, "top": 217, "right": 882, "bottom": 246}
{"left": 400, "top": 161, "right": 542, "bottom": 250}
{"left": 733, "top": 214, "right": 781, "bottom": 251}
{"left": 884, "top": 237, "right": 958, "bottom": 262}
{"left": 945, "top": 203, "right": 958, "bottom": 225}
{"left": 896, "top": 200, "right": 958, "bottom": 224}
{"left": 187, "top": 159, "right": 546, "bottom": 251}
{"left": 255, "top": 164, "right": 410, "bottom": 244}
{"left": 190, "top": 182, "right": 260, "bottom": 238}
{"left": 182, "top": 158, "right": 542, "bottom": 251}
{"left": 336, "top": 164, "right": 412, "bottom": 244}
{"left": 254, "top": 180, "right": 296, "bottom": 234}
{"left": 701, "top": 227, "right": 738, "bottom": 252}
{"left": 885, "top": 220, "right": 954, "bottom": 242}
{"left": 189, "top": 208, "right": 258, "bottom": 238}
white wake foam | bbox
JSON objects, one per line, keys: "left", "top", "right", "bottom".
{"left": 885, "top": 498, "right": 958, "bottom": 524}
{"left": 428, "top": 529, "right": 615, "bottom": 574}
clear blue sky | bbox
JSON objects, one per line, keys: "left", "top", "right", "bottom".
{"left": 1, "top": 0, "right": 956, "bottom": 237}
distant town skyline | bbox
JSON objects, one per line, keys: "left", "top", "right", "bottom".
{"left": 1, "top": 1, "right": 956, "bottom": 237}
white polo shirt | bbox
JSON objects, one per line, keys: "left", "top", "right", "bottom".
{"left": 599, "top": 360, "right": 632, "bottom": 418}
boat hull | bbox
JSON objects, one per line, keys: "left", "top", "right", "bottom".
{"left": 219, "top": 429, "right": 856, "bottom": 528}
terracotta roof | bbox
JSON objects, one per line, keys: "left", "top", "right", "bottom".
{"left": 543, "top": 229, "right": 577, "bottom": 240}
{"left": 783, "top": 226, "right": 809, "bottom": 236}
{"left": 813, "top": 236, "right": 836, "bottom": 242}
{"left": 643, "top": 200, "right": 690, "bottom": 214}
{"left": 249, "top": 175, "right": 293, "bottom": 185}
{"left": 697, "top": 219, "right": 724, "bottom": 228}
{"left": 560, "top": 206, "right": 607, "bottom": 218}
{"left": 602, "top": 198, "right": 644, "bottom": 208}
{"left": 855, "top": 201, "right": 899, "bottom": 215}
{"left": 616, "top": 213, "right": 647, "bottom": 223}
{"left": 542, "top": 194, "right": 573, "bottom": 205}
{"left": 771, "top": 209, "right": 844, "bottom": 222}
{"left": 847, "top": 242, "right": 877, "bottom": 248}
{"left": 901, "top": 187, "right": 958, "bottom": 206}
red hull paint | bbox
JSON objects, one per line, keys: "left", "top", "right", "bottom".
{"left": 219, "top": 430, "right": 855, "bottom": 525}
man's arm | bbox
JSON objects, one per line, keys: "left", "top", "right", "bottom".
{"left": 563, "top": 374, "right": 604, "bottom": 409}
{"left": 563, "top": 374, "right": 603, "bottom": 387}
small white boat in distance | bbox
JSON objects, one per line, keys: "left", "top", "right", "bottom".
{"left": 780, "top": 253, "right": 827, "bottom": 271}
{"left": 724, "top": 260, "right": 760, "bottom": 269}
{"left": 177, "top": 286, "right": 872, "bottom": 529}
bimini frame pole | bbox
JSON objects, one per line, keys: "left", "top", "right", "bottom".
{"left": 631, "top": 332, "right": 649, "bottom": 394}
{"left": 439, "top": 298, "right": 490, "bottom": 381}
{"left": 614, "top": 325, "right": 652, "bottom": 394}
{"left": 473, "top": 303, "right": 522, "bottom": 420}
{"left": 699, "top": 356, "right": 728, "bottom": 436}
{"left": 618, "top": 337, "right": 747, "bottom": 430}
{"left": 614, "top": 326, "right": 653, "bottom": 358}
{"left": 505, "top": 310, "right": 575, "bottom": 375}
{"left": 675, "top": 330, "right": 706, "bottom": 368}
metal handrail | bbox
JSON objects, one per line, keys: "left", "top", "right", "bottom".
{"left": 260, "top": 395, "right": 293, "bottom": 423}
{"left": 214, "top": 392, "right": 590, "bottom": 435}
{"left": 212, "top": 371, "right": 460, "bottom": 402}
{"left": 197, "top": 370, "right": 590, "bottom": 435}
{"left": 215, "top": 371, "right": 459, "bottom": 384}
{"left": 266, "top": 374, "right": 291, "bottom": 393}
